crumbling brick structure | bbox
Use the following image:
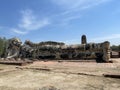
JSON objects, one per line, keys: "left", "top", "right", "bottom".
{"left": 4, "top": 35, "right": 111, "bottom": 62}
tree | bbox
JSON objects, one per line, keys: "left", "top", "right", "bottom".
{"left": 111, "top": 45, "right": 120, "bottom": 51}
{"left": 0, "top": 37, "right": 8, "bottom": 58}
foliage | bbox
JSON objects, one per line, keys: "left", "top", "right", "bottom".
{"left": 110, "top": 45, "right": 120, "bottom": 51}
{"left": 0, "top": 37, "right": 8, "bottom": 57}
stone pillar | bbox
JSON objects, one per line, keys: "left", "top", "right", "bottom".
{"left": 81, "top": 35, "right": 87, "bottom": 44}
{"left": 102, "top": 41, "right": 110, "bottom": 62}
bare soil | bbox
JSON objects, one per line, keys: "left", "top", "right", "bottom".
{"left": 0, "top": 58, "right": 120, "bottom": 90}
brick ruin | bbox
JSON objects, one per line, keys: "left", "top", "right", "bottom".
{"left": 3, "top": 35, "right": 111, "bottom": 62}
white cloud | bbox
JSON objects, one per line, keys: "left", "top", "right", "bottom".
{"left": 52, "top": 0, "right": 87, "bottom": 9}
{"left": 50, "top": 0, "right": 111, "bottom": 26}
{"left": 63, "top": 15, "right": 81, "bottom": 22}
{"left": 52, "top": 0, "right": 110, "bottom": 9}
{"left": 52, "top": 0, "right": 111, "bottom": 15}
{"left": 11, "top": 0, "right": 112, "bottom": 35}
{"left": 12, "top": 9, "right": 50, "bottom": 35}
{"left": 19, "top": 9, "right": 50, "bottom": 30}
{"left": 12, "top": 28, "right": 27, "bottom": 35}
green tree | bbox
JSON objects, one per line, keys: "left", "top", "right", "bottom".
{"left": 111, "top": 45, "right": 120, "bottom": 51}
{"left": 0, "top": 37, "right": 8, "bottom": 58}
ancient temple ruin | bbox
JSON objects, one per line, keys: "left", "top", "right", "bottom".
{"left": 3, "top": 35, "right": 111, "bottom": 62}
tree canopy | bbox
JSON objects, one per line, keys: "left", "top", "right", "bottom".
{"left": 0, "top": 37, "right": 8, "bottom": 57}
{"left": 110, "top": 45, "right": 120, "bottom": 51}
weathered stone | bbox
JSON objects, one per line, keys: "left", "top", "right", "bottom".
{"left": 3, "top": 35, "right": 110, "bottom": 62}
{"left": 81, "top": 35, "right": 87, "bottom": 44}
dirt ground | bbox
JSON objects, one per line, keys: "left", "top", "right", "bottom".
{"left": 0, "top": 58, "right": 120, "bottom": 90}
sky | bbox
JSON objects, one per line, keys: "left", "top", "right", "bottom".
{"left": 0, "top": 0, "right": 120, "bottom": 45}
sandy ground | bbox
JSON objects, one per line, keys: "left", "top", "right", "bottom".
{"left": 0, "top": 58, "right": 120, "bottom": 90}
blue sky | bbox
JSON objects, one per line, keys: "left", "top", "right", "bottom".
{"left": 0, "top": 0, "right": 120, "bottom": 45}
